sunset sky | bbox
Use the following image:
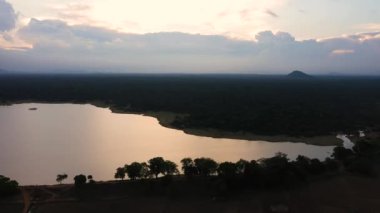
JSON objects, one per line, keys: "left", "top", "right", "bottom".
{"left": 1, "top": 0, "right": 380, "bottom": 74}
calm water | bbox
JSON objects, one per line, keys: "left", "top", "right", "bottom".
{"left": 0, "top": 103, "right": 334, "bottom": 185}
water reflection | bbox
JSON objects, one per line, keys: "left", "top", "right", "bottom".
{"left": 0, "top": 104, "right": 334, "bottom": 185}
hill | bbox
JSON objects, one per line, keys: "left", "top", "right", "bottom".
{"left": 287, "top": 70, "right": 312, "bottom": 78}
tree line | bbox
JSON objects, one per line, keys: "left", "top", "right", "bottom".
{"left": 106, "top": 138, "right": 379, "bottom": 188}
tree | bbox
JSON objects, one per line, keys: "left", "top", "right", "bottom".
{"left": 244, "top": 160, "right": 261, "bottom": 177}
{"left": 236, "top": 159, "right": 249, "bottom": 175}
{"left": 217, "top": 162, "right": 237, "bottom": 178}
{"left": 164, "top": 160, "right": 179, "bottom": 175}
{"left": 181, "top": 158, "right": 193, "bottom": 171}
{"left": 324, "top": 157, "right": 339, "bottom": 170}
{"left": 260, "top": 152, "right": 289, "bottom": 172}
{"left": 181, "top": 158, "right": 198, "bottom": 177}
{"left": 87, "top": 175, "right": 95, "bottom": 184}
{"left": 140, "top": 162, "right": 151, "bottom": 179}
{"left": 0, "top": 175, "right": 18, "bottom": 197}
{"left": 332, "top": 146, "right": 354, "bottom": 162}
{"left": 148, "top": 157, "right": 166, "bottom": 178}
{"left": 194, "top": 157, "right": 218, "bottom": 176}
{"left": 73, "top": 174, "right": 87, "bottom": 187}
{"left": 126, "top": 162, "right": 143, "bottom": 180}
{"left": 56, "top": 173, "right": 68, "bottom": 184}
{"left": 259, "top": 153, "right": 291, "bottom": 186}
{"left": 114, "top": 167, "right": 126, "bottom": 180}
{"left": 309, "top": 159, "right": 326, "bottom": 174}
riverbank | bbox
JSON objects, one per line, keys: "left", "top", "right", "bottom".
{"left": 109, "top": 105, "right": 342, "bottom": 146}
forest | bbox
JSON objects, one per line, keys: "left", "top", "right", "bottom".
{"left": 1, "top": 73, "right": 380, "bottom": 137}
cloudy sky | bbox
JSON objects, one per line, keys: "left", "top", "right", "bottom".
{"left": 0, "top": 0, "right": 380, "bottom": 74}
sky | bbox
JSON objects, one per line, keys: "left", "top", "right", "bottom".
{"left": 0, "top": 0, "right": 380, "bottom": 74}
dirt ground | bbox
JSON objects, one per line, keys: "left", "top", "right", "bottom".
{"left": 2, "top": 173, "right": 379, "bottom": 213}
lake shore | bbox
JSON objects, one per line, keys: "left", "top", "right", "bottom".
{"left": 109, "top": 105, "right": 342, "bottom": 146}
{"left": 1, "top": 100, "right": 342, "bottom": 146}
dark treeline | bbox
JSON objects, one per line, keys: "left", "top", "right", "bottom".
{"left": 106, "top": 138, "right": 380, "bottom": 190}
{"left": 1, "top": 74, "right": 380, "bottom": 136}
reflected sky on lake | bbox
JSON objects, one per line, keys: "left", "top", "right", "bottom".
{"left": 0, "top": 104, "right": 334, "bottom": 185}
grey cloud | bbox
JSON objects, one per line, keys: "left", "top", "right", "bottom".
{"left": 1, "top": 18, "right": 380, "bottom": 75}
{"left": 265, "top": 9, "right": 279, "bottom": 18}
{"left": 0, "top": 0, "right": 17, "bottom": 32}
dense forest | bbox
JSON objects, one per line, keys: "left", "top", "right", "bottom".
{"left": 1, "top": 74, "right": 380, "bottom": 136}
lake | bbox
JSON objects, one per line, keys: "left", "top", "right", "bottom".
{"left": 0, "top": 103, "right": 335, "bottom": 185}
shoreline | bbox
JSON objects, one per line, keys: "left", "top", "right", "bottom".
{"left": 1, "top": 100, "right": 343, "bottom": 146}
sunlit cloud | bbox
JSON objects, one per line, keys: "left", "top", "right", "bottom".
{"left": 331, "top": 49, "right": 355, "bottom": 56}
{"left": 356, "top": 23, "right": 380, "bottom": 31}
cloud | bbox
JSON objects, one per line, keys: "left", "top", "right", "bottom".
{"left": 356, "top": 23, "right": 380, "bottom": 31}
{"left": 48, "top": 3, "right": 94, "bottom": 25}
{"left": 0, "top": 0, "right": 17, "bottom": 32}
{"left": 0, "top": 18, "right": 379, "bottom": 75}
{"left": 265, "top": 9, "right": 279, "bottom": 18}
{"left": 331, "top": 49, "right": 355, "bottom": 55}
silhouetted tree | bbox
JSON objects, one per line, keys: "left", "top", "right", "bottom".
{"left": 181, "top": 158, "right": 198, "bottom": 177}
{"left": 148, "top": 157, "right": 166, "bottom": 178}
{"left": 194, "top": 157, "right": 218, "bottom": 176}
{"left": 114, "top": 167, "right": 126, "bottom": 180}
{"left": 0, "top": 175, "right": 18, "bottom": 197}
{"left": 295, "top": 155, "right": 310, "bottom": 168}
{"left": 244, "top": 160, "right": 261, "bottom": 178}
{"left": 332, "top": 146, "right": 354, "bottom": 162}
{"left": 259, "top": 153, "right": 291, "bottom": 186}
{"left": 87, "top": 175, "right": 95, "bottom": 184}
{"left": 74, "top": 174, "right": 87, "bottom": 187}
{"left": 181, "top": 158, "right": 193, "bottom": 171}
{"left": 217, "top": 162, "right": 237, "bottom": 178}
{"left": 164, "top": 160, "right": 179, "bottom": 175}
{"left": 236, "top": 159, "right": 249, "bottom": 175}
{"left": 126, "top": 162, "right": 143, "bottom": 180}
{"left": 309, "top": 159, "right": 326, "bottom": 174}
{"left": 56, "top": 174, "right": 68, "bottom": 184}
{"left": 140, "top": 162, "right": 151, "bottom": 179}
{"left": 324, "top": 157, "right": 339, "bottom": 171}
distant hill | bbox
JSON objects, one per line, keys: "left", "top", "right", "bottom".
{"left": 287, "top": 70, "right": 312, "bottom": 78}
